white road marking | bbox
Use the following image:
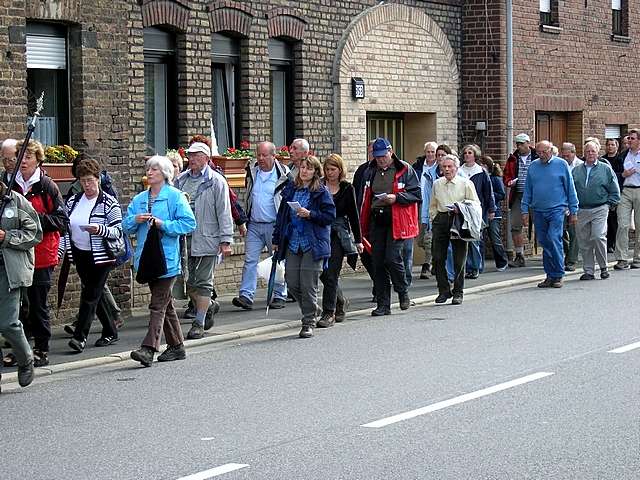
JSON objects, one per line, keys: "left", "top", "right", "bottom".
{"left": 176, "top": 463, "right": 249, "bottom": 479}
{"left": 361, "top": 371, "right": 555, "bottom": 428}
{"left": 608, "top": 341, "right": 640, "bottom": 354}
{"left": 200, "top": 437, "right": 216, "bottom": 441}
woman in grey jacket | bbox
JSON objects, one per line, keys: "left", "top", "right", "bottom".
{"left": 0, "top": 182, "right": 43, "bottom": 392}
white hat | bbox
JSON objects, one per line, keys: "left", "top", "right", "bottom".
{"left": 186, "top": 142, "right": 211, "bottom": 157}
{"left": 514, "top": 133, "right": 530, "bottom": 144}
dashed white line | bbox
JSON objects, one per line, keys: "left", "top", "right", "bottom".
{"left": 176, "top": 463, "right": 249, "bottom": 480}
{"left": 361, "top": 371, "right": 555, "bottom": 428}
{"left": 608, "top": 341, "right": 640, "bottom": 354}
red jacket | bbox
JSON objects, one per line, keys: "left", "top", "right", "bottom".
{"left": 503, "top": 147, "right": 538, "bottom": 207}
{"left": 359, "top": 155, "right": 421, "bottom": 246}
{"left": 14, "top": 172, "right": 67, "bottom": 269}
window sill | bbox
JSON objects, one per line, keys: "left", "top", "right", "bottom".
{"left": 611, "top": 34, "right": 630, "bottom": 43}
{"left": 540, "top": 25, "right": 562, "bottom": 34}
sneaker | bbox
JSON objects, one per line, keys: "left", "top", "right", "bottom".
{"left": 316, "top": 312, "right": 335, "bottom": 328}
{"left": 614, "top": 260, "right": 630, "bottom": 270}
{"left": 399, "top": 293, "right": 411, "bottom": 310}
{"left": 600, "top": 268, "right": 610, "bottom": 280}
{"left": 371, "top": 306, "right": 391, "bottom": 316}
{"left": 496, "top": 264, "right": 508, "bottom": 272}
{"left": 232, "top": 295, "right": 253, "bottom": 310}
{"left": 33, "top": 349, "right": 49, "bottom": 367}
{"left": 465, "top": 270, "right": 479, "bottom": 279}
{"left": 186, "top": 322, "right": 204, "bottom": 340}
{"left": 269, "top": 298, "right": 286, "bottom": 310}
{"left": 63, "top": 324, "right": 75, "bottom": 336}
{"left": 17, "top": 359, "right": 34, "bottom": 388}
{"left": 579, "top": 273, "right": 595, "bottom": 281}
{"left": 130, "top": 346, "right": 155, "bottom": 367}
{"left": 564, "top": 263, "right": 576, "bottom": 272}
{"left": 452, "top": 294, "right": 463, "bottom": 305}
{"left": 299, "top": 325, "right": 314, "bottom": 338}
{"left": 157, "top": 344, "right": 186, "bottom": 362}
{"left": 509, "top": 254, "right": 525, "bottom": 268}
{"left": 68, "top": 338, "right": 86, "bottom": 352}
{"left": 420, "top": 263, "right": 431, "bottom": 279}
{"left": 94, "top": 336, "right": 118, "bottom": 347}
{"left": 204, "top": 301, "right": 217, "bottom": 331}
{"left": 435, "top": 291, "right": 452, "bottom": 304}
{"left": 183, "top": 302, "right": 196, "bottom": 319}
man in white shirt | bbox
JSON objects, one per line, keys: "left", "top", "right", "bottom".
{"left": 560, "top": 142, "right": 583, "bottom": 271}
{"left": 614, "top": 129, "right": 640, "bottom": 269}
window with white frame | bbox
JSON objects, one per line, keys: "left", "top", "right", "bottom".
{"left": 26, "top": 23, "right": 70, "bottom": 146}
{"left": 268, "top": 38, "right": 294, "bottom": 148}
{"left": 211, "top": 33, "right": 241, "bottom": 155}
{"left": 539, "top": 0, "right": 559, "bottom": 27}
{"left": 144, "top": 27, "right": 177, "bottom": 156}
{"left": 611, "top": 0, "right": 628, "bottom": 36}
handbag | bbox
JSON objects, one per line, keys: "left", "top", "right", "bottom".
{"left": 135, "top": 219, "right": 168, "bottom": 284}
{"left": 332, "top": 216, "right": 357, "bottom": 256}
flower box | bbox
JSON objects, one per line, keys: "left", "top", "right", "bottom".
{"left": 212, "top": 156, "right": 251, "bottom": 188}
{"left": 42, "top": 163, "right": 74, "bottom": 182}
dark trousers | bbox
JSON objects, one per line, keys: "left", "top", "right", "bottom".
{"left": 486, "top": 217, "right": 509, "bottom": 269}
{"left": 320, "top": 234, "right": 345, "bottom": 313}
{"left": 563, "top": 218, "right": 579, "bottom": 266}
{"left": 143, "top": 276, "right": 183, "bottom": 351}
{"left": 607, "top": 206, "right": 617, "bottom": 250}
{"left": 359, "top": 250, "right": 376, "bottom": 297}
{"left": 370, "top": 214, "right": 408, "bottom": 308}
{"left": 26, "top": 267, "right": 53, "bottom": 352}
{"left": 73, "top": 248, "right": 116, "bottom": 342}
{"left": 432, "top": 212, "right": 467, "bottom": 295}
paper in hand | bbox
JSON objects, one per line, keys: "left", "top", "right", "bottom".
{"left": 287, "top": 201, "right": 302, "bottom": 211}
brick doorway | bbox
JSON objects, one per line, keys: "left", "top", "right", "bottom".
{"left": 535, "top": 111, "right": 583, "bottom": 155}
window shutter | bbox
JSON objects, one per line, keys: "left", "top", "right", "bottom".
{"left": 539, "top": 0, "right": 551, "bottom": 13}
{"left": 26, "top": 35, "right": 66, "bottom": 69}
{"left": 612, "top": 0, "right": 621, "bottom": 10}
{"left": 605, "top": 125, "right": 621, "bottom": 139}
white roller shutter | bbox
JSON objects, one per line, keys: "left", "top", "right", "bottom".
{"left": 26, "top": 35, "right": 66, "bottom": 69}
{"left": 540, "top": 0, "right": 551, "bottom": 13}
{"left": 605, "top": 125, "right": 621, "bottom": 139}
{"left": 612, "top": 0, "right": 621, "bottom": 10}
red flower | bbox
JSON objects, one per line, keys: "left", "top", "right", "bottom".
{"left": 279, "top": 145, "right": 289, "bottom": 152}
{"left": 178, "top": 147, "right": 186, "bottom": 158}
{"left": 228, "top": 147, "right": 237, "bottom": 153}
{"left": 239, "top": 140, "right": 250, "bottom": 150}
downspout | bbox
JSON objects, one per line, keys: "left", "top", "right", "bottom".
{"left": 505, "top": 0, "right": 514, "bottom": 254}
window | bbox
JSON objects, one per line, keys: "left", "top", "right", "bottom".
{"left": 539, "top": 0, "right": 559, "bottom": 28}
{"left": 143, "top": 27, "right": 177, "bottom": 156}
{"left": 605, "top": 124, "right": 627, "bottom": 140}
{"left": 268, "top": 39, "right": 294, "bottom": 148}
{"left": 611, "top": 0, "right": 628, "bottom": 37}
{"left": 26, "top": 23, "right": 70, "bottom": 146}
{"left": 367, "top": 113, "right": 404, "bottom": 160}
{"left": 212, "top": 33, "right": 241, "bottom": 155}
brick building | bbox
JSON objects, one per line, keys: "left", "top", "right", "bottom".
{"left": 0, "top": 0, "right": 637, "bottom": 321}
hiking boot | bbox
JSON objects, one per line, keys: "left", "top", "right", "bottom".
{"left": 435, "top": 291, "right": 452, "bottom": 304}
{"left": 33, "top": 349, "right": 49, "bottom": 367}
{"left": 204, "top": 301, "right": 218, "bottom": 331}
{"left": 564, "top": 263, "right": 576, "bottom": 272}
{"left": 550, "top": 278, "right": 563, "bottom": 288}
{"left": 299, "top": 325, "right": 314, "bottom": 338}
{"left": 130, "top": 346, "right": 155, "bottom": 367}
{"left": 600, "top": 268, "right": 610, "bottom": 280}
{"left": 17, "top": 359, "right": 34, "bottom": 387}
{"left": 452, "top": 294, "right": 463, "bottom": 305}
{"left": 420, "top": 263, "right": 431, "bottom": 279}
{"left": 371, "top": 306, "right": 391, "bottom": 316}
{"left": 614, "top": 260, "right": 630, "bottom": 270}
{"left": 509, "top": 254, "right": 525, "bottom": 268}
{"left": 537, "top": 278, "right": 553, "bottom": 288}
{"left": 579, "top": 273, "right": 595, "bottom": 281}
{"left": 399, "top": 293, "right": 411, "bottom": 310}
{"left": 186, "top": 322, "right": 204, "bottom": 340}
{"left": 157, "top": 344, "right": 186, "bottom": 362}
{"left": 232, "top": 295, "right": 253, "bottom": 310}
{"left": 183, "top": 302, "right": 196, "bottom": 319}
{"left": 316, "top": 312, "right": 335, "bottom": 328}
{"left": 269, "top": 298, "right": 286, "bottom": 309}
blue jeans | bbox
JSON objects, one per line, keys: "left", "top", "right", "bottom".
{"left": 533, "top": 208, "right": 566, "bottom": 280}
{"left": 402, "top": 239, "right": 414, "bottom": 288}
{"left": 446, "top": 244, "right": 454, "bottom": 282}
{"left": 239, "top": 221, "right": 287, "bottom": 301}
{"left": 465, "top": 240, "right": 484, "bottom": 273}
{"left": 486, "top": 218, "right": 508, "bottom": 269}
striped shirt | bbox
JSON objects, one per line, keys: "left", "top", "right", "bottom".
{"left": 516, "top": 153, "right": 533, "bottom": 192}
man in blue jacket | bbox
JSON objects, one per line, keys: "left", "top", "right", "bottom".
{"left": 522, "top": 141, "right": 579, "bottom": 288}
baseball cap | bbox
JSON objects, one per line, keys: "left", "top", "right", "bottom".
{"left": 372, "top": 137, "right": 392, "bottom": 157}
{"left": 514, "top": 133, "right": 530, "bottom": 144}
{"left": 186, "top": 142, "right": 211, "bottom": 157}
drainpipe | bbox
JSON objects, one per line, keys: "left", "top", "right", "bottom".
{"left": 505, "top": 0, "right": 514, "bottom": 254}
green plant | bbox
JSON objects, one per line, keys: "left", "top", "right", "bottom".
{"left": 44, "top": 145, "right": 79, "bottom": 164}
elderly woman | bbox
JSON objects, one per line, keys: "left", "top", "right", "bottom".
{"left": 123, "top": 155, "right": 196, "bottom": 366}
{"left": 166, "top": 149, "right": 184, "bottom": 184}
{"left": 572, "top": 141, "right": 620, "bottom": 280}
{"left": 317, "top": 154, "right": 363, "bottom": 327}
{"left": 13, "top": 139, "right": 67, "bottom": 367}
{"left": 0, "top": 181, "right": 42, "bottom": 391}
{"left": 60, "top": 159, "right": 123, "bottom": 352}
{"left": 460, "top": 144, "right": 496, "bottom": 279}
{"left": 273, "top": 156, "right": 335, "bottom": 338}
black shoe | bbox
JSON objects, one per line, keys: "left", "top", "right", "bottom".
{"left": 183, "top": 302, "right": 196, "bottom": 319}
{"left": 63, "top": 324, "right": 75, "bottom": 336}
{"left": 270, "top": 298, "right": 286, "bottom": 310}
{"left": 371, "top": 306, "right": 391, "bottom": 316}
{"left": 551, "top": 278, "right": 563, "bottom": 288}
{"left": 564, "top": 263, "right": 576, "bottom": 272}
{"left": 232, "top": 295, "right": 253, "bottom": 310}
{"left": 465, "top": 271, "right": 479, "bottom": 279}
{"left": 420, "top": 263, "right": 431, "bottom": 279}
{"left": 614, "top": 260, "right": 630, "bottom": 270}
{"left": 157, "top": 344, "right": 186, "bottom": 362}
{"left": 94, "top": 336, "right": 118, "bottom": 347}
{"left": 631, "top": 262, "right": 640, "bottom": 269}
{"left": 607, "top": 246, "right": 615, "bottom": 253}
{"left": 509, "top": 254, "right": 525, "bottom": 268}
{"left": 299, "top": 325, "right": 314, "bottom": 338}
{"left": 537, "top": 278, "right": 553, "bottom": 288}
{"left": 68, "top": 338, "right": 86, "bottom": 352}
{"left": 600, "top": 268, "right": 610, "bottom": 280}
{"left": 286, "top": 293, "right": 296, "bottom": 303}
{"left": 204, "top": 301, "right": 218, "bottom": 331}
{"left": 579, "top": 273, "right": 595, "bottom": 281}
{"left": 33, "top": 349, "right": 49, "bottom": 367}
{"left": 399, "top": 293, "right": 411, "bottom": 310}
{"left": 17, "top": 359, "right": 34, "bottom": 388}
{"left": 335, "top": 298, "right": 348, "bottom": 323}
{"left": 316, "top": 312, "right": 335, "bottom": 328}
{"left": 186, "top": 322, "right": 204, "bottom": 340}
{"left": 435, "top": 292, "right": 452, "bottom": 304}
{"left": 130, "top": 346, "right": 155, "bottom": 367}
{"left": 451, "top": 294, "right": 463, "bottom": 305}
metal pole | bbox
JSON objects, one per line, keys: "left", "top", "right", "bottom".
{"left": 505, "top": 0, "right": 514, "bottom": 254}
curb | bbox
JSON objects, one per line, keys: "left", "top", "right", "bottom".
{"left": 0, "top": 264, "right": 611, "bottom": 386}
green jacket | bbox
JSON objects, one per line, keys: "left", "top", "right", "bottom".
{"left": 0, "top": 189, "right": 43, "bottom": 289}
{"left": 572, "top": 161, "right": 620, "bottom": 210}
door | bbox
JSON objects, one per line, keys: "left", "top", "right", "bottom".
{"left": 536, "top": 112, "right": 567, "bottom": 149}
{"left": 366, "top": 113, "right": 404, "bottom": 160}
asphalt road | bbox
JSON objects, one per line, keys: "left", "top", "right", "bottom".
{"left": 2, "top": 269, "right": 639, "bottom": 480}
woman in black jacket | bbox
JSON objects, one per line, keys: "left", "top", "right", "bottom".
{"left": 317, "top": 154, "right": 363, "bottom": 327}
